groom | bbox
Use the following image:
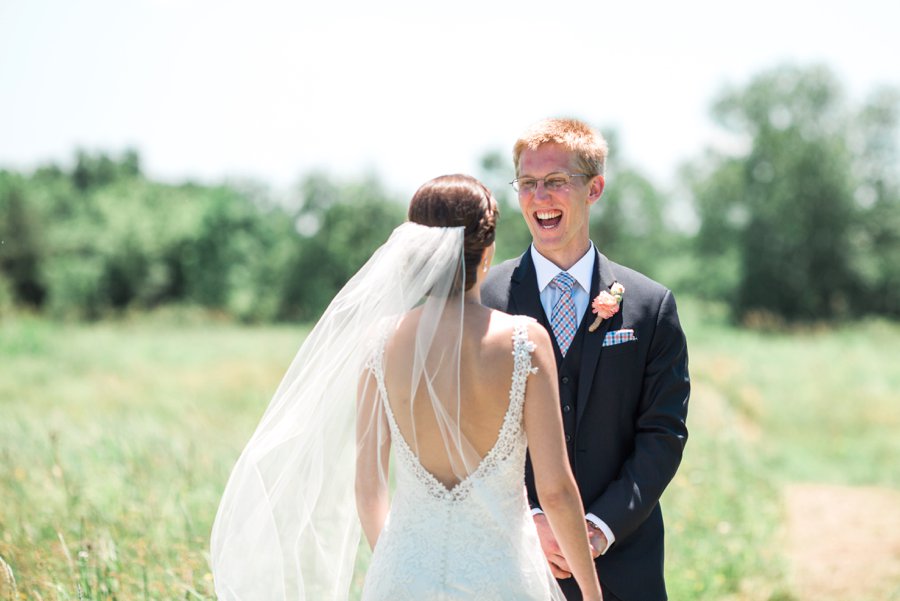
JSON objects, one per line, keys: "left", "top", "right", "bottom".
{"left": 482, "top": 118, "right": 689, "bottom": 601}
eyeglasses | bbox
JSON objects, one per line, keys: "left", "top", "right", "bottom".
{"left": 510, "top": 172, "right": 589, "bottom": 194}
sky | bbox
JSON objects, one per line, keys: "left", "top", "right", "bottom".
{"left": 1, "top": 0, "right": 898, "bottom": 198}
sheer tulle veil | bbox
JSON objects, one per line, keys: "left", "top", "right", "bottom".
{"left": 209, "top": 222, "right": 474, "bottom": 600}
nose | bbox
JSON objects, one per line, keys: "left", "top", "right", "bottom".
{"left": 533, "top": 181, "right": 552, "bottom": 201}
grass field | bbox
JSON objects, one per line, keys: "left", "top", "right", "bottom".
{"left": 1, "top": 302, "right": 898, "bottom": 600}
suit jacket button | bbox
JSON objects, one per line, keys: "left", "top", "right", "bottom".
{"left": 561, "top": 376, "right": 570, "bottom": 384}
{"left": 565, "top": 434, "right": 572, "bottom": 443}
{"left": 563, "top": 404, "right": 571, "bottom": 413}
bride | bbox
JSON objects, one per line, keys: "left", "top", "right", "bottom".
{"left": 210, "top": 175, "right": 602, "bottom": 601}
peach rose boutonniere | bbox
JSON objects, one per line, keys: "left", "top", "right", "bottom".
{"left": 588, "top": 282, "right": 625, "bottom": 332}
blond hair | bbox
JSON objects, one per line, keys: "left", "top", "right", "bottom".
{"left": 513, "top": 118, "right": 608, "bottom": 177}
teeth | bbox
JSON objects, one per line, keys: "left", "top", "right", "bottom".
{"left": 536, "top": 211, "right": 561, "bottom": 220}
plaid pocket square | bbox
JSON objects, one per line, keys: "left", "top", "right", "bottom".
{"left": 602, "top": 328, "right": 637, "bottom": 347}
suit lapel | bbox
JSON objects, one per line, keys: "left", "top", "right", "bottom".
{"left": 508, "top": 250, "right": 551, "bottom": 330}
{"left": 575, "top": 249, "right": 617, "bottom": 426}
{"left": 509, "top": 250, "right": 566, "bottom": 360}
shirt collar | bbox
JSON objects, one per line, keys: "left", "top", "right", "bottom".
{"left": 530, "top": 244, "right": 596, "bottom": 293}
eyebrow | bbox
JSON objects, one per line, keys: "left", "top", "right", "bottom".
{"left": 518, "top": 171, "right": 568, "bottom": 178}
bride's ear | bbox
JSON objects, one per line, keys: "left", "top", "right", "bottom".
{"left": 481, "top": 243, "right": 495, "bottom": 274}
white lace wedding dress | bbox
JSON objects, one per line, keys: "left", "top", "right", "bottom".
{"left": 361, "top": 322, "right": 563, "bottom": 601}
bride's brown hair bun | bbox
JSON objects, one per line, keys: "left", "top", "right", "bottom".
{"left": 408, "top": 174, "right": 498, "bottom": 291}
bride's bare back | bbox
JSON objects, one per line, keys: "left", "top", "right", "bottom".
{"left": 382, "top": 304, "right": 526, "bottom": 488}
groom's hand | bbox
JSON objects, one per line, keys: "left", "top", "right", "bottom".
{"left": 586, "top": 521, "right": 608, "bottom": 559}
{"left": 533, "top": 513, "right": 572, "bottom": 578}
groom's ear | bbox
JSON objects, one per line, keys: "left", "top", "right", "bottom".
{"left": 587, "top": 175, "right": 605, "bottom": 205}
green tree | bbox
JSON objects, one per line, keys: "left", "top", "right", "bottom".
{"left": 0, "top": 150, "right": 299, "bottom": 321}
{"left": 687, "top": 64, "right": 900, "bottom": 321}
{"left": 279, "top": 172, "right": 405, "bottom": 321}
{"left": 848, "top": 87, "right": 900, "bottom": 316}
{"left": 590, "top": 130, "right": 683, "bottom": 282}
{"left": 0, "top": 171, "right": 46, "bottom": 307}
{"left": 478, "top": 151, "right": 532, "bottom": 262}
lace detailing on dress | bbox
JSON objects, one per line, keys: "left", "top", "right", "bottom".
{"left": 361, "top": 319, "right": 561, "bottom": 601}
{"left": 369, "top": 321, "right": 536, "bottom": 502}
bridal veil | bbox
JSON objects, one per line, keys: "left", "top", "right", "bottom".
{"left": 210, "top": 222, "right": 483, "bottom": 599}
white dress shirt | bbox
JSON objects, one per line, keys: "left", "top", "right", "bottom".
{"left": 531, "top": 244, "right": 595, "bottom": 327}
{"left": 528, "top": 244, "right": 616, "bottom": 554}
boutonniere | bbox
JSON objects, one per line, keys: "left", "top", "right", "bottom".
{"left": 588, "top": 282, "right": 625, "bottom": 332}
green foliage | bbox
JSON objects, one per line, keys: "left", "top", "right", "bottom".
{"left": 0, "top": 153, "right": 406, "bottom": 322}
{"left": 165, "top": 183, "right": 296, "bottom": 321}
{"left": 590, "top": 163, "right": 685, "bottom": 281}
{"left": 687, "top": 64, "right": 900, "bottom": 322}
{"left": 279, "top": 172, "right": 406, "bottom": 321}
{"left": 0, "top": 272, "right": 13, "bottom": 317}
{"left": 0, "top": 171, "right": 46, "bottom": 307}
{"left": 32, "top": 171, "right": 298, "bottom": 321}
{"left": 4, "top": 63, "right": 899, "bottom": 326}
{"left": 71, "top": 148, "right": 141, "bottom": 191}
{"left": 477, "top": 151, "right": 533, "bottom": 262}
{"left": 849, "top": 86, "right": 900, "bottom": 316}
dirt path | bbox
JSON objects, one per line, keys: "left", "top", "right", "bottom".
{"left": 785, "top": 483, "right": 900, "bottom": 600}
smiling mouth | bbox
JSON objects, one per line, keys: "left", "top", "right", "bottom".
{"left": 535, "top": 210, "right": 562, "bottom": 229}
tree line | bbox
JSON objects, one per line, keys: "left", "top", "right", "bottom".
{"left": 1, "top": 64, "right": 898, "bottom": 324}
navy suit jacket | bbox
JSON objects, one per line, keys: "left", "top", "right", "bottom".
{"left": 481, "top": 247, "right": 689, "bottom": 601}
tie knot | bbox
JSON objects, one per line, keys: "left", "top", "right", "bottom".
{"left": 550, "top": 272, "right": 576, "bottom": 292}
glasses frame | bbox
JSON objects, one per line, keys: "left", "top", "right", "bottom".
{"left": 509, "top": 172, "right": 589, "bottom": 193}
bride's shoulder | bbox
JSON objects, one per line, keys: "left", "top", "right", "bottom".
{"left": 382, "top": 309, "right": 421, "bottom": 350}
{"left": 484, "top": 311, "right": 550, "bottom": 347}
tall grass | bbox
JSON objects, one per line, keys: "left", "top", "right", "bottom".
{"left": 664, "top": 301, "right": 899, "bottom": 600}
{"left": 1, "top": 303, "right": 897, "bottom": 599}
{"left": 1, "top": 312, "right": 307, "bottom": 600}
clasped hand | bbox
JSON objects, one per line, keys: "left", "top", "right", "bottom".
{"left": 532, "top": 513, "right": 606, "bottom": 579}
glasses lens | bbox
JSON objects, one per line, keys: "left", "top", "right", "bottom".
{"left": 545, "top": 176, "right": 569, "bottom": 190}
{"left": 517, "top": 178, "right": 536, "bottom": 193}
